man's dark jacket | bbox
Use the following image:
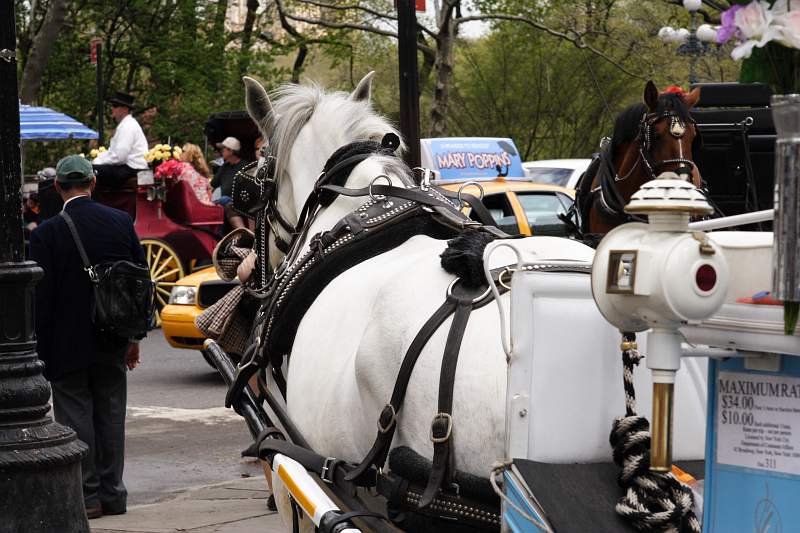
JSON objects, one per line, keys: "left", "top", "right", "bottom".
{"left": 29, "top": 196, "right": 146, "bottom": 381}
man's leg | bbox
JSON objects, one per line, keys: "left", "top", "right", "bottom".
{"left": 90, "top": 346, "right": 128, "bottom": 514}
{"left": 52, "top": 372, "right": 100, "bottom": 509}
{"left": 93, "top": 164, "right": 137, "bottom": 188}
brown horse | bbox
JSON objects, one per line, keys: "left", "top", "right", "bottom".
{"left": 575, "top": 81, "right": 702, "bottom": 236}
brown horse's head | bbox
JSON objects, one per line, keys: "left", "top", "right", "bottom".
{"left": 584, "top": 81, "right": 702, "bottom": 235}
{"left": 640, "top": 81, "right": 702, "bottom": 183}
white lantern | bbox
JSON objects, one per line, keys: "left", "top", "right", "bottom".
{"left": 696, "top": 24, "right": 718, "bottom": 43}
{"left": 658, "top": 26, "right": 676, "bottom": 42}
{"left": 682, "top": 0, "right": 702, "bottom": 11}
{"left": 675, "top": 28, "right": 691, "bottom": 43}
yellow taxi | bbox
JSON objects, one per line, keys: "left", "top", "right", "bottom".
{"left": 161, "top": 178, "right": 574, "bottom": 356}
{"left": 439, "top": 178, "right": 574, "bottom": 236}
{"left": 160, "top": 266, "right": 239, "bottom": 362}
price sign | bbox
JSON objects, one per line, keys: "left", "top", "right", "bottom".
{"left": 716, "top": 371, "right": 800, "bottom": 475}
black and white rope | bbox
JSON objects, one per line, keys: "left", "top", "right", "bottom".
{"left": 609, "top": 333, "right": 701, "bottom": 533}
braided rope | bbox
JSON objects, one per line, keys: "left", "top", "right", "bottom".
{"left": 609, "top": 333, "right": 701, "bottom": 533}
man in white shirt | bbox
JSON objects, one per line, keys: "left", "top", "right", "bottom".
{"left": 92, "top": 92, "right": 149, "bottom": 187}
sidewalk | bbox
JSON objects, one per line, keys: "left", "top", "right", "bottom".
{"left": 91, "top": 477, "right": 287, "bottom": 533}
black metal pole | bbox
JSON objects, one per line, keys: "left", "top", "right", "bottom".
{"left": 97, "top": 41, "right": 104, "bottom": 145}
{"left": 0, "top": 2, "right": 89, "bottom": 531}
{"left": 397, "top": 0, "right": 421, "bottom": 168}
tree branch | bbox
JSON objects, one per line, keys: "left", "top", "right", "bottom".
{"left": 281, "top": 11, "right": 397, "bottom": 38}
{"left": 292, "top": 0, "right": 397, "bottom": 21}
{"left": 455, "top": 13, "right": 645, "bottom": 79}
{"left": 280, "top": 11, "right": 436, "bottom": 56}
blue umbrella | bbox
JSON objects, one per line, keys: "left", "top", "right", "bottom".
{"left": 19, "top": 104, "right": 98, "bottom": 141}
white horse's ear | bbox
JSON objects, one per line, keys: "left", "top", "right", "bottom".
{"left": 349, "top": 71, "right": 375, "bottom": 102}
{"left": 243, "top": 76, "right": 273, "bottom": 131}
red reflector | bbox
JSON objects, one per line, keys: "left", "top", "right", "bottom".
{"left": 695, "top": 264, "right": 717, "bottom": 292}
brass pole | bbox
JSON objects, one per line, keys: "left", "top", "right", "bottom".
{"left": 650, "top": 382, "right": 674, "bottom": 472}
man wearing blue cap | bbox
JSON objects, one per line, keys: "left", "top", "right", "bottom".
{"left": 29, "top": 155, "right": 146, "bottom": 519}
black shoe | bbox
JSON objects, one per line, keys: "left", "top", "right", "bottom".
{"left": 101, "top": 502, "right": 127, "bottom": 516}
{"left": 85, "top": 505, "right": 103, "bottom": 519}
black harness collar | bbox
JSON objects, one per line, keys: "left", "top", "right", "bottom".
{"left": 227, "top": 135, "right": 517, "bottom": 529}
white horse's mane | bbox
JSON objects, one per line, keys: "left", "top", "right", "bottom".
{"left": 265, "top": 82, "right": 411, "bottom": 187}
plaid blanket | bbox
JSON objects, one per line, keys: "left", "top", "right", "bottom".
{"left": 195, "top": 229, "right": 255, "bottom": 355}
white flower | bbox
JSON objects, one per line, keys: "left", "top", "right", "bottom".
{"left": 774, "top": 9, "right": 800, "bottom": 49}
{"left": 729, "top": 1, "right": 789, "bottom": 60}
{"left": 735, "top": 1, "right": 772, "bottom": 39}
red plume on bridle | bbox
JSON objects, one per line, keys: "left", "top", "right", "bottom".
{"left": 660, "top": 85, "right": 686, "bottom": 98}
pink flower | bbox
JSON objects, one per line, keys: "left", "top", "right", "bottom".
{"left": 154, "top": 159, "right": 187, "bottom": 181}
{"left": 734, "top": 1, "right": 772, "bottom": 39}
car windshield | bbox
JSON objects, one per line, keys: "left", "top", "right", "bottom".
{"left": 471, "top": 192, "right": 520, "bottom": 234}
{"left": 525, "top": 167, "right": 573, "bottom": 187}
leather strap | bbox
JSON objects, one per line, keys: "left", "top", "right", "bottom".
{"left": 319, "top": 510, "right": 392, "bottom": 533}
{"left": 258, "top": 438, "right": 375, "bottom": 493}
{"left": 437, "top": 188, "right": 500, "bottom": 228}
{"left": 348, "top": 271, "right": 510, "bottom": 486}
{"left": 60, "top": 211, "right": 93, "bottom": 274}
{"left": 419, "top": 294, "right": 473, "bottom": 508}
{"left": 345, "top": 299, "right": 457, "bottom": 483}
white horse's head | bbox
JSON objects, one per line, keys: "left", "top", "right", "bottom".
{"left": 243, "top": 73, "right": 407, "bottom": 268}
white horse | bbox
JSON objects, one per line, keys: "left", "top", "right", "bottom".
{"left": 241, "top": 73, "right": 707, "bottom": 531}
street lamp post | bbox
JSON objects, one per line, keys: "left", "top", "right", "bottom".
{"left": 397, "top": 0, "right": 421, "bottom": 169}
{"left": 658, "top": 0, "right": 718, "bottom": 85}
{"left": 0, "top": 2, "right": 89, "bottom": 531}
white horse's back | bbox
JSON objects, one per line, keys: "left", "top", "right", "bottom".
{"left": 288, "top": 235, "right": 608, "bottom": 476}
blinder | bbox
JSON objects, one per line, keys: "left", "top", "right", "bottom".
{"left": 232, "top": 151, "right": 277, "bottom": 218}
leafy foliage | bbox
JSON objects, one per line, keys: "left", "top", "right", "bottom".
{"left": 16, "top": 0, "right": 284, "bottom": 173}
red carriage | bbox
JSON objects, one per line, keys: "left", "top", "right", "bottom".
{"left": 92, "top": 170, "right": 223, "bottom": 321}
{"left": 90, "top": 110, "right": 260, "bottom": 320}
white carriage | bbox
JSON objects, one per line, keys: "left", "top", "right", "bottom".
{"left": 199, "top": 75, "right": 800, "bottom": 533}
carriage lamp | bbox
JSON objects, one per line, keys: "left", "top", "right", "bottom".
{"left": 592, "top": 173, "right": 729, "bottom": 471}
{"left": 658, "top": 0, "right": 718, "bottom": 85}
{"left": 168, "top": 286, "right": 196, "bottom": 305}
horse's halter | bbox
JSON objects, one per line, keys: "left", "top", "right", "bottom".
{"left": 252, "top": 143, "right": 296, "bottom": 255}
{"left": 616, "top": 111, "right": 698, "bottom": 182}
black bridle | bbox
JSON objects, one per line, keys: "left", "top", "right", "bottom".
{"left": 617, "top": 110, "right": 700, "bottom": 182}
{"left": 572, "top": 109, "right": 702, "bottom": 236}
{"left": 246, "top": 134, "right": 406, "bottom": 286}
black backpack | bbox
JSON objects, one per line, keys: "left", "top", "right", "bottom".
{"left": 61, "top": 211, "right": 155, "bottom": 339}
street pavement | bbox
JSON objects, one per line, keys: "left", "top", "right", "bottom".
{"left": 89, "top": 332, "right": 286, "bottom": 532}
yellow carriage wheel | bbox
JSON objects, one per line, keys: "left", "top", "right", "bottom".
{"left": 141, "top": 239, "right": 186, "bottom": 326}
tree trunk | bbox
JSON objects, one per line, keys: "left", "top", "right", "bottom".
{"left": 429, "top": 5, "right": 457, "bottom": 137}
{"left": 19, "top": 0, "right": 68, "bottom": 105}
{"left": 212, "top": 0, "right": 230, "bottom": 58}
{"left": 291, "top": 45, "right": 308, "bottom": 83}
{"left": 238, "top": 0, "right": 259, "bottom": 77}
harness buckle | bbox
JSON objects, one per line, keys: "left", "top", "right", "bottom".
{"left": 320, "top": 457, "right": 337, "bottom": 484}
{"left": 413, "top": 167, "right": 435, "bottom": 191}
{"left": 377, "top": 404, "right": 397, "bottom": 434}
{"left": 84, "top": 266, "right": 98, "bottom": 282}
{"left": 430, "top": 413, "right": 453, "bottom": 443}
